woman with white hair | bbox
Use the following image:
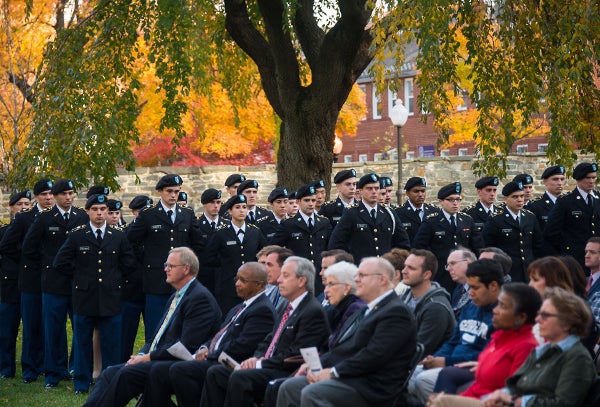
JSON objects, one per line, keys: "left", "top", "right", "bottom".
{"left": 323, "top": 261, "right": 366, "bottom": 349}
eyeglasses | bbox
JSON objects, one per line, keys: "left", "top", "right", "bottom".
{"left": 356, "top": 272, "right": 383, "bottom": 280}
{"left": 444, "top": 198, "right": 462, "bottom": 203}
{"left": 164, "top": 263, "right": 186, "bottom": 269}
{"left": 537, "top": 311, "right": 559, "bottom": 320}
{"left": 445, "top": 260, "right": 467, "bottom": 270}
{"left": 325, "top": 282, "right": 346, "bottom": 288}
{"left": 234, "top": 276, "right": 263, "bottom": 284}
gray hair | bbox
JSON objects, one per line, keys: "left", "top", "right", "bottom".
{"left": 283, "top": 256, "right": 315, "bottom": 293}
{"left": 360, "top": 257, "right": 395, "bottom": 282}
{"left": 324, "top": 261, "right": 358, "bottom": 294}
{"left": 169, "top": 247, "right": 199, "bottom": 277}
{"left": 451, "top": 246, "right": 477, "bottom": 263}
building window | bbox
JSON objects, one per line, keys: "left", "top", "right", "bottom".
{"left": 359, "top": 85, "right": 367, "bottom": 121}
{"left": 458, "top": 148, "right": 468, "bottom": 156}
{"left": 358, "top": 154, "right": 368, "bottom": 162}
{"left": 372, "top": 86, "right": 382, "bottom": 119}
{"left": 404, "top": 78, "right": 414, "bottom": 115}
{"left": 456, "top": 89, "right": 469, "bottom": 111}
{"left": 388, "top": 88, "right": 399, "bottom": 118}
{"left": 537, "top": 143, "right": 548, "bottom": 153}
{"left": 516, "top": 145, "right": 528, "bottom": 154}
{"left": 343, "top": 155, "right": 353, "bottom": 163}
{"left": 373, "top": 153, "right": 384, "bottom": 161}
{"left": 440, "top": 149, "right": 450, "bottom": 157}
{"left": 406, "top": 151, "right": 415, "bottom": 160}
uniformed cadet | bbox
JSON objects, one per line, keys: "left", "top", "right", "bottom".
{"left": 177, "top": 191, "right": 188, "bottom": 207}
{"left": 482, "top": 181, "right": 544, "bottom": 282}
{"left": 256, "top": 187, "right": 289, "bottom": 241}
{"left": 270, "top": 184, "right": 332, "bottom": 295}
{"left": 310, "top": 179, "right": 327, "bottom": 213}
{"left": 106, "top": 199, "right": 126, "bottom": 228}
{"left": 413, "top": 182, "right": 484, "bottom": 293}
{"left": 286, "top": 191, "right": 299, "bottom": 217}
{"left": 237, "top": 179, "right": 269, "bottom": 225}
{"left": 126, "top": 174, "right": 202, "bottom": 341}
{"left": 0, "top": 190, "right": 31, "bottom": 379}
{"left": 22, "top": 178, "right": 89, "bottom": 388}
{"left": 318, "top": 168, "right": 357, "bottom": 227}
{"left": 328, "top": 173, "right": 410, "bottom": 264}
{"left": 219, "top": 174, "right": 246, "bottom": 217}
{"left": 53, "top": 194, "right": 136, "bottom": 394}
{"left": 86, "top": 185, "right": 109, "bottom": 199}
{"left": 544, "top": 162, "right": 600, "bottom": 266}
{"left": 378, "top": 177, "right": 394, "bottom": 207}
{"left": 512, "top": 173, "right": 534, "bottom": 204}
{"left": 128, "top": 195, "right": 153, "bottom": 220}
{"left": 462, "top": 176, "right": 499, "bottom": 233}
{"left": 196, "top": 188, "right": 227, "bottom": 293}
{"left": 526, "top": 165, "right": 566, "bottom": 233}
{"left": 203, "top": 194, "right": 266, "bottom": 314}
{"left": 395, "top": 177, "right": 437, "bottom": 245}
{"left": 0, "top": 179, "right": 54, "bottom": 383}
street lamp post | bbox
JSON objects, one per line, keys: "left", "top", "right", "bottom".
{"left": 389, "top": 101, "right": 409, "bottom": 205}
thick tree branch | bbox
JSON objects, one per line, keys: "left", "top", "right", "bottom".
{"left": 293, "top": 0, "right": 325, "bottom": 71}
{"left": 7, "top": 72, "right": 34, "bottom": 103}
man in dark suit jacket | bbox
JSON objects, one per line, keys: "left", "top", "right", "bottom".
{"left": 200, "top": 256, "right": 330, "bottom": 407}
{"left": 395, "top": 177, "right": 437, "bottom": 245}
{"left": 53, "top": 194, "right": 137, "bottom": 393}
{"left": 277, "top": 256, "right": 417, "bottom": 407}
{"left": 126, "top": 173, "right": 203, "bottom": 341}
{"left": 142, "top": 262, "right": 276, "bottom": 407}
{"left": 0, "top": 179, "right": 54, "bottom": 383}
{"left": 82, "top": 247, "right": 221, "bottom": 407}
{"left": 328, "top": 173, "right": 410, "bottom": 264}
{"left": 22, "top": 178, "right": 89, "bottom": 388}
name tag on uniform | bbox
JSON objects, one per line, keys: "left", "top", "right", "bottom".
{"left": 333, "top": 217, "right": 341, "bottom": 221}
{"left": 48, "top": 226, "right": 60, "bottom": 232}
{"left": 357, "top": 223, "right": 368, "bottom": 228}
{"left": 474, "top": 223, "right": 484, "bottom": 228}
{"left": 501, "top": 229, "right": 513, "bottom": 233}
{"left": 151, "top": 225, "right": 162, "bottom": 230}
{"left": 402, "top": 222, "right": 412, "bottom": 228}
{"left": 79, "top": 246, "right": 90, "bottom": 251}
{"left": 435, "top": 231, "right": 445, "bottom": 236}
{"left": 541, "top": 216, "right": 548, "bottom": 221}
{"left": 226, "top": 240, "right": 237, "bottom": 246}
{"left": 291, "top": 233, "right": 303, "bottom": 238}
{"left": 571, "top": 211, "right": 582, "bottom": 216}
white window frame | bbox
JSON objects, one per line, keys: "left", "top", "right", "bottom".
{"left": 388, "top": 88, "right": 399, "bottom": 118}
{"left": 343, "top": 155, "right": 353, "bottom": 163}
{"left": 372, "top": 86, "right": 382, "bottom": 119}
{"left": 440, "top": 149, "right": 450, "bottom": 157}
{"left": 404, "top": 78, "right": 415, "bottom": 115}
{"left": 406, "top": 151, "right": 415, "bottom": 160}
{"left": 358, "top": 154, "right": 368, "bottom": 162}
{"left": 537, "top": 143, "right": 548, "bottom": 153}
{"left": 516, "top": 145, "right": 528, "bottom": 154}
{"left": 458, "top": 148, "right": 469, "bottom": 156}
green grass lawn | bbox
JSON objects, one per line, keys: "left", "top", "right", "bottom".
{"left": 0, "top": 320, "right": 146, "bottom": 406}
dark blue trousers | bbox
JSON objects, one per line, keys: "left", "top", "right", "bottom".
{"left": 120, "top": 300, "right": 144, "bottom": 362}
{"left": 144, "top": 294, "right": 169, "bottom": 342}
{"left": 42, "top": 293, "right": 75, "bottom": 385}
{"left": 0, "top": 302, "right": 20, "bottom": 377}
{"left": 20, "top": 292, "right": 44, "bottom": 381}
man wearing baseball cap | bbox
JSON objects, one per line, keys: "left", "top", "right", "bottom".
{"left": 544, "top": 162, "right": 599, "bottom": 266}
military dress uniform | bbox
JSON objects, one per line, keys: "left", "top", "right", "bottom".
{"left": 196, "top": 213, "right": 228, "bottom": 293}
{"left": 526, "top": 192, "right": 559, "bottom": 233}
{"left": 203, "top": 223, "right": 266, "bottom": 314}
{"left": 395, "top": 201, "right": 437, "bottom": 245}
{"left": 328, "top": 202, "right": 410, "bottom": 264}
{"left": 461, "top": 201, "right": 496, "bottom": 233}
{"left": 482, "top": 208, "right": 544, "bottom": 282}
{"left": 256, "top": 212, "right": 283, "bottom": 240}
{"left": 0, "top": 224, "right": 19, "bottom": 379}
{"left": 22, "top": 203, "right": 89, "bottom": 387}
{"left": 126, "top": 202, "right": 202, "bottom": 341}
{"left": 270, "top": 212, "right": 332, "bottom": 295}
{"left": 318, "top": 197, "right": 355, "bottom": 228}
{"left": 413, "top": 211, "right": 484, "bottom": 293}
{"left": 53, "top": 221, "right": 136, "bottom": 393}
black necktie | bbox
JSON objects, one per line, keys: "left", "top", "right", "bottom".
{"left": 370, "top": 209, "right": 376, "bottom": 223}
{"left": 167, "top": 209, "right": 173, "bottom": 223}
{"left": 308, "top": 218, "right": 313, "bottom": 231}
{"left": 249, "top": 211, "right": 255, "bottom": 223}
{"left": 487, "top": 209, "right": 493, "bottom": 217}
{"left": 63, "top": 212, "right": 69, "bottom": 223}
{"left": 96, "top": 229, "right": 103, "bottom": 244}
{"left": 587, "top": 195, "right": 594, "bottom": 209}
{"left": 450, "top": 216, "right": 456, "bottom": 232}
{"left": 211, "top": 221, "right": 216, "bottom": 231}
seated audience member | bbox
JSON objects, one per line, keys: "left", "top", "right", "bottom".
{"left": 318, "top": 249, "right": 355, "bottom": 305}
{"left": 408, "top": 259, "right": 503, "bottom": 405}
{"left": 199, "top": 256, "right": 330, "bottom": 407}
{"left": 276, "top": 257, "right": 417, "bottom": 407}
{"left": 557, "top": 255, "right": 588, "bottom": 299}
{"left": 478, "top": 247, "right": 513, "bottom": 283}
{"left": 446, "top": 247, "right": 477, "bottom": 319}
{"left": 82, "top": 247, "right": 222, "bottom": 407}
{"left": 142, "top": 262, "right": 276, "bottom": 407}
{"left": 429, "top": 287, "right": 597, "bottom": 407}
{"left": 401, "top": 250, "right": 456, "bottom": 356}
{"left": 263, "top": 246, "right": 294, "bottom": 312}
{"left": 431, "top": 283, "right": 541, "bottom": 400}
{"left": 382, "top": 248, "right": 411, "bottom": 295}
{"left": 322, "top": 261, "right": 365, "bottom": 347}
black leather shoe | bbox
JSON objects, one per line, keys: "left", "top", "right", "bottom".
{"left": 22, "top": 377, "right": 36, "bottom": 384}
{"left": 45, "top": 383, "right": 58, "bottom": 389}
{"left": 74, "top": 390, "right": 88, "bottom": 395}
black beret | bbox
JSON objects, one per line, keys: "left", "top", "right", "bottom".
{"left": 106, "top": 199, "right": 123, "bottom": 211}
{"left": 438, "top": 182, "right": 462, "bottom": 199}
{"left": 86, "top": 185, "right": 109, "bottom": 198}
{"left": 296, "top": 184, "right": 317, "bottom": 200}
{"left": 155, "top": 174, "right": 183, "bottom": 190}
{"left": 201, "top": 188, "right": 222, "bottom": 204}
{"left": 310, "top": 179, "right": 326, "bottom": 190}
{"left": 33, "top": 179, "right": 54, "bottom": 195}
{"left": 541, "top": 165, "right": 565, "bottom": 179}
{"left": 502, "top": 181, "right": 524, "bottom": 196}
{"left": 51, "top": 179, "right": 75, "bottom": 195}
{"left": 357, "top": 173, "right": 380, "bottom": 189}
{"left": 404, "top": 177, "right": 426, "bottom": 191}
{"left": 9, "top": 190, "right": 32, "bottom": 206}
{"left": 288, "top": 190, "right": 297, "bottom": 200}
{"left": 573, "top": 162, "right": 598, "bottom": 180}
{"left": 268, "top": 187, "right": 289, "bottom": 203}
{"left": 237, "top": 179, "right": 259, "bottom": 194}
{"left": 512, "top": 173, "right": 533, "bottom": 185}
{"left": 177, "top": 191, "right": 188, "bottom": 202}
{"left": 224, "top": 173, "right": 246, "bottom": 187}
{"left": 128, "top": 195, "right": 153, "bottom": 210}
{"left": 222, "top": 194, "right": 247, "bottom": 211}
{"left": 85, "top": 194, "right": 107, "bottom": 209}
{"left": 475, "top": 176, "right": 499, "bottom": 189}
{"left": 380, "top": 177, "right": 393, "bottom": 188}
{"left": 333, "top": 169, "right": 357, "bottom": 184}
